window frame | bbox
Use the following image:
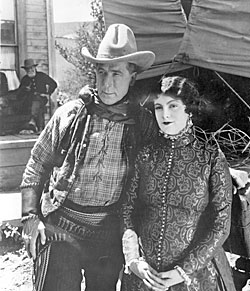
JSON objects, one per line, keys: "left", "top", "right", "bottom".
{"left": 0, "top": 0, "right": 18, "bottom": 72}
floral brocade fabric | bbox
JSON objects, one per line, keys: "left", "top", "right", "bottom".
{"left": 122, "top": 129, "right": 236, "bottom": 291}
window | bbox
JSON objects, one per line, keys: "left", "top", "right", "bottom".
{"left": 0, "top": 0, "right": 19, "bottom": 90}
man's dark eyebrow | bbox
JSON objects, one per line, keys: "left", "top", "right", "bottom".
{"left": 96, "top": 66, "right": 122, "bottom": 74}
{"left": 111, "top": 68, "right": 123, "bottom": 73}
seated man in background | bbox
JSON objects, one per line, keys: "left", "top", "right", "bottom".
{"left": 18, "top": 58, "right": 57, "bottom": 133}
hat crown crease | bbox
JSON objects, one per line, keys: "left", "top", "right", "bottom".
{"left": 97, "top": 24, "right": 137, "bottom": 59}
{"left": 81, "top": 23, "right": 155, "bottom": 73}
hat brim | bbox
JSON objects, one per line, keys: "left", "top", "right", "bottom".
{"left": 21, "top": 64, "right": 38, "bottom": 69}
{"left": 81, "top": 47, "right": 155, "bottom": 73}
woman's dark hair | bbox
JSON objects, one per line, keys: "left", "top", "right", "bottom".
{"left": 149, "top": 76, "right": 201, "bottom": 120}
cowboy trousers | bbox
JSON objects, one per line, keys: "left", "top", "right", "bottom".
{"left": 34, "top": 208, "right": 124, "bottom": 291}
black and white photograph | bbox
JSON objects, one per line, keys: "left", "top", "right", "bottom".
{"left": 1, "top": 1, "right": 250, "bottom": 291}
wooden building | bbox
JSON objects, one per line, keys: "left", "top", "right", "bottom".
{"left": 0, "top": 0, "right": 56, "bottom": 133}
{"left": 0, "top": 0, "right": 56, "bottom": 224}
{"left": 1, "top": 0, "right": 55, "bottom": 86}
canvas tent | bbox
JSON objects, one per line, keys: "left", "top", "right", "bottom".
{"left": 102, "top": 0, "right": 250, "bottom": 80}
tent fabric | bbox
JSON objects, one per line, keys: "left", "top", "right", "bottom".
{"left": 102, "top": 0, "right": 250, "bottom": 79}
{"left": 177, "top": 0, "right": 250, "bottom": 78}
{"left": 102, "top": 0, "right": 187, "bottom": 65}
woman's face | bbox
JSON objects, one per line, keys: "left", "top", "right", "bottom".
{"left": 154, "top": 93, "right": 189, "bottom": 135}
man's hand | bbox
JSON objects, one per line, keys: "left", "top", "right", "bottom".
{"left": 22, "top": 216, "right": 46, "bottom": 260}
{"left": 39, "top": 93, "right": 49, "bottom": 105}
{"left": 129, "top": 260, "right": 167, "bottom": 290}
{"left": 25, "top": 86, "right": 31, "bottom": 91}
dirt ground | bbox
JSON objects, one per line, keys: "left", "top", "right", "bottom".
{"left": 0, "top": 239, "right": 121, "bottom": 291}
{"left": 2, "top": 240, "right": 250, "bottom": 291}
{"left": 0, "top": 240, "right": 33, "bottom": 291}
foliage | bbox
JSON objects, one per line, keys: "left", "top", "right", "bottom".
{"left": 194, "top": 123, "right": 250, "bottom": 168}
{"left": 0, "top": 223, "right": 22, "bottom": 243}
{"left": 55, "top": 68, "right": 88, "bottom": 104}
{"left": 55, "top": 0, "right": 105, "bottom": 103}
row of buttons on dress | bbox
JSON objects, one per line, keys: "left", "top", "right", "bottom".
{"left": 156, "top": 141, "right": 175, "bottom": 270}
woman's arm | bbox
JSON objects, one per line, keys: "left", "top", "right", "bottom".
{"left": 122, "top": 153, "right": 141, "bottom": 262}
{"left": 122, "top": 151, "right": 169, "bottom": 290}
{"left": 177, "top": 149, "right": 233, "bottom": 277}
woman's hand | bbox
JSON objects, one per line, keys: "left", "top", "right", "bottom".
{"left": 129, "top": 260, "right": 167, "bottom": 290}
{"left": 157, "top": 269, "right": 185, "bottom": 289}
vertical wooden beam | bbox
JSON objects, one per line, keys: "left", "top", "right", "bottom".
{"left": 46, "top": 0, "right": 56, "bottom": 79}
{"left": 16, "top": 0, "right": 27, "bottom": 79}
{"left": 46, "top": 0, "right": 57, "bottom": 118}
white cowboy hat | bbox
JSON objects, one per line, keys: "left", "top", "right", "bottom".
{"left": 81, "top": 23, "right": 155, "bottom": 73}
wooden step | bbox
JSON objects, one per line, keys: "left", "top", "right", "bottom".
{"left": 0, "top": 135, "right": 37, "bottom": 191}
{"left": 0, "top": 191, "right": 21, "bottom": 226}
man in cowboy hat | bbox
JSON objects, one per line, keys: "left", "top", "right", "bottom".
{"left": 17, "top": 58, "right": 57, "bottom": 132}
{"left": 20, "top": 24, "right": 157, "bottom": 291}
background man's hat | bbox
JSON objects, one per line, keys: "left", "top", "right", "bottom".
{"left": 81, "top": 23, "right": 155, "bottom": 73}
{"left": 21, "top": 58, "right": 38, "bottom": 69}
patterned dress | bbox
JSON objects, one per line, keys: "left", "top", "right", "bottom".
{"left": 122, "top": 128, "right": 236, "bottom": 291}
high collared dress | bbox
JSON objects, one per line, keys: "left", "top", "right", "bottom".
{"left": 121, "top": 129, "right": 236, "bottom": 291}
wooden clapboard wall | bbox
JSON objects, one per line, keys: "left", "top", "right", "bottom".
{"left": 0, "top": 0, "right": 55, "bottom": 192}
{"left": 17, "top": 0, "right": 56, "bottom": 79}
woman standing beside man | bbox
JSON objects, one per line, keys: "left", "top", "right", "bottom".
{"left": 121, "top": 76, "right": 236, "bottom": 291}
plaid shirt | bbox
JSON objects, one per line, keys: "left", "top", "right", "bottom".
{"left": 21, "top": 98, "right": 158, "bottom": 211}
{"left": 68, "top": 115, "right": 126, "bottom": 206}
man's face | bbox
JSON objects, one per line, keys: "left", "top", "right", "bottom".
{"left": 96, "top": 62, "right": 136, "bottom": 105}
{"left": 25, "top": 66, "right": 36, "bottom": 78}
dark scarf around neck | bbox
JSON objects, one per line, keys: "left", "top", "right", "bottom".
{"left": 80, "top": 86, "right": 137, "bottom": 124}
